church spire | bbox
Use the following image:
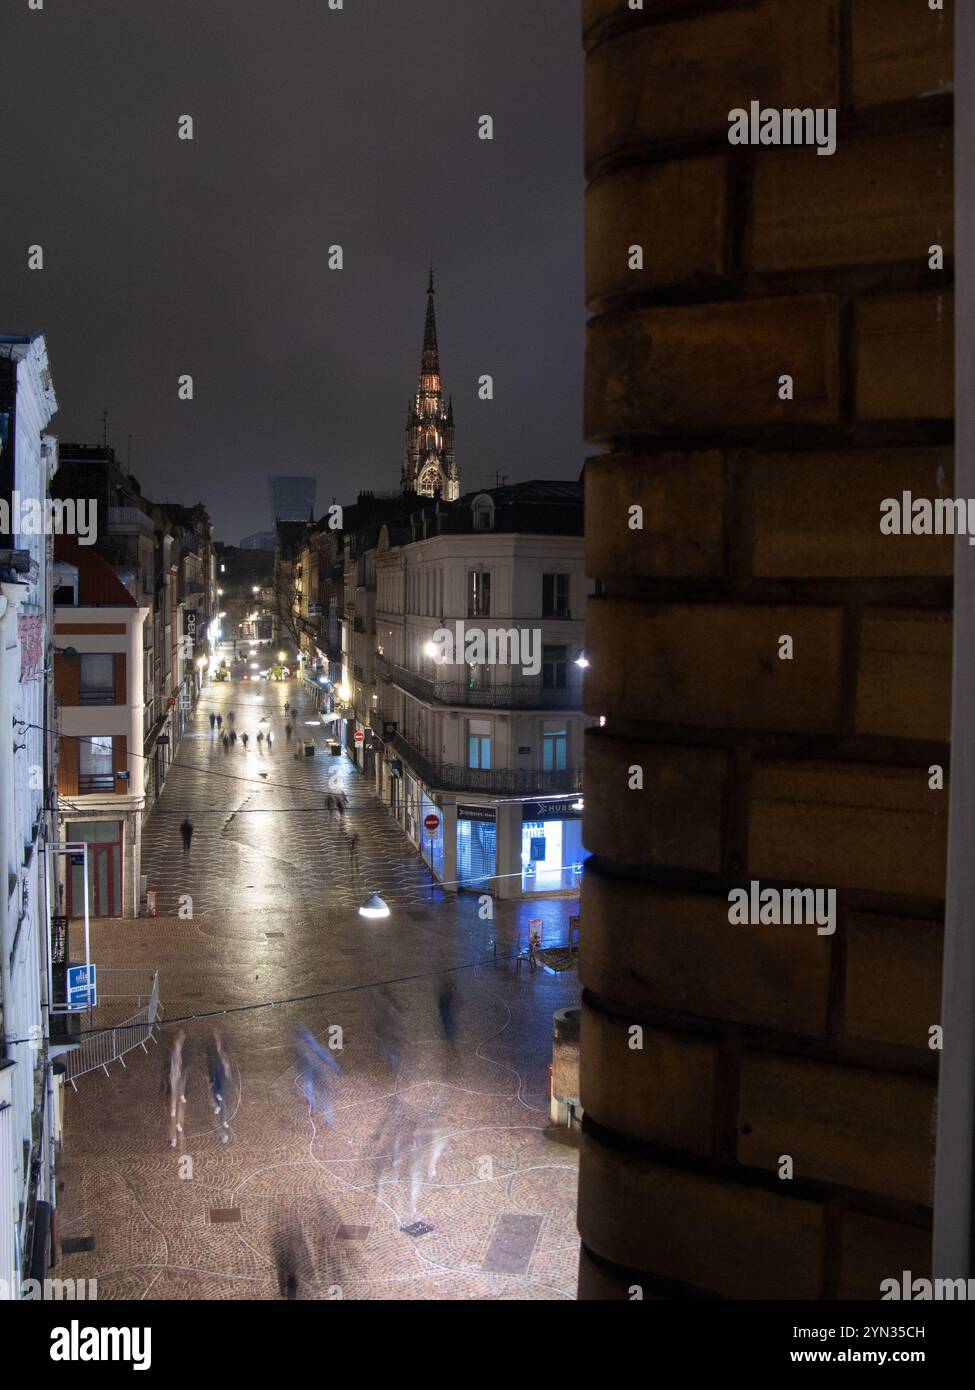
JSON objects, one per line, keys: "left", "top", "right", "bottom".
{"left": 401, "top": 267, "right": 459, "bottom": 500}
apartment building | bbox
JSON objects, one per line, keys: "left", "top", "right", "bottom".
{"left": 52, "top": 535, "right": 149, "bottom": 919}
{"left": 0, "top": 332, "right": 60, "bottom": 1295}
{"left": 372, "top": 482, "right": 592, "bottom": 899}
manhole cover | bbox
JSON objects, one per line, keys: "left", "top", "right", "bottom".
{"left": 61, "top": 1236, "right": 95, "bottom": 1254}
{"left": 401, "top": 1221, "right": 433, "bottom": 1238}
{"left": 336, "top": 1225, "right": 371, "bottom": 1241}
{"left": 209, "top": 1208, "right": 241, "bottom": 1224}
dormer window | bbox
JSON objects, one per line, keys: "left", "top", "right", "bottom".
{"left": 53, "top": 561, "right": 79, "bottom": 606}
{"left": 471, "top": 494, "right": 494, "bottom": 531}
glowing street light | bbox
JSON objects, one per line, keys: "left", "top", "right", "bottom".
{"left": 358, "top": 892, "right": 390, "bottom": 920}
{"left": 575, "top": 652, "right": 590, "bottom": 669}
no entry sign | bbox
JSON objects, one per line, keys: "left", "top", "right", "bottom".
{"left": 424, "top": 813, "right": 440, "bottom": 832}
{"left": 354, "top": 730, "right": 364, "bottom": 743}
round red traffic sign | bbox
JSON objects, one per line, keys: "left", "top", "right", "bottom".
{"left": 354, "top": 730, "right": 364, "bottom": 743}
{"left": 424, "top": 813, "right": 440, "bottom": 832}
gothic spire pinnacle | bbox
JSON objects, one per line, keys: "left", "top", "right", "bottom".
{"left": 422, "top": 267, "right": 439, "bottom": 373}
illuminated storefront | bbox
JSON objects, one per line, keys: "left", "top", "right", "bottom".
{"left": 520, "top": 798, "right": 587, "bottom": 895}
{"left": 456, "top": 804, "right": 497, "bottom": 889}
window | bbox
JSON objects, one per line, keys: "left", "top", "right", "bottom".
{"left": 79, "top": 735, "right": 114, "bottom": 793}
{"left": 543, "top": 724, "right": 568, "bottom": 771}
{"left": 542, "top": 645, "right": 568, "bottom": 690}
{"left": 468, "top": 718, "right": 492, "bottom": 769}
{"left": 468, "top": 570, "right": 491, "bottom": 617}
{"left": 78, "top": 653, "right": 116, "bottom": 705}
{"left": 543, "top": 573, "right": 570, "bottom": 618}
{"left": 466, "top": 662, "right": 490, "bottom": 691}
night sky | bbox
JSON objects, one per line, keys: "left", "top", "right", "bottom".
{"left": 0, "top": 0, "right": 584, "bottom": 543}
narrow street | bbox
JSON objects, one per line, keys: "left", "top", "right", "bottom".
{"left": 57, "top": 673, "right": 581, "bottom": 1300}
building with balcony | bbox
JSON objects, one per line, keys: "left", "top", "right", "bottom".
{"left": 53, "top": 534, "right": 149, "bottom": 919}
{"left": 372, "top": 481, "right": 592, "bottom": 899}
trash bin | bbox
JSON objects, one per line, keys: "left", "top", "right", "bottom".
{"left": 329, "top": 742, "right": 342, "bottom": 756}
{"left": 147, "top": 889, "right": 157, "bottom": 917}
{"left": 303, "top": 739, "right": 315, "bottom": 757}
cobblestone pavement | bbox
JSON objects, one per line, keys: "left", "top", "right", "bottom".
{"left": 58, "top": 676, "right": 581, "bottom": 1300}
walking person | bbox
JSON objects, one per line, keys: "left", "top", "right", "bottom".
{"left": 348, "top": 832, "right": 359, "bottom": 872}
{"left": 208, "top": 1029, "right": 232, "bottom": 1143}
{"left": 284, "top": 700, "right": 290, "bottom": 718}
{"left": 209, "top": 712, "right": 216, "bottom": 730}
{"left": 437, "top": 978, "right": 457, "bottom": 1046}
{"left": 230, "top": 729, "right": 237, "bottom": 745}
{"left": 162, "top": 1030, "right": 189, "bottom": 1149}
{"left": 285, "top": 723, "right": 293, "bottom": 744}
{"left": 179, "top": 818, "right": 193, "bottom": 855}
{"left": 266, "top": 730, "right": 273, "bottom": 750}
{"left": 222, "top": 734, "right": 230, "bottom": 754}
{"left": 227, "top": 710, "right": 236, "bottom": 728}
{"left": 241, "top": 732, "right": 249, "bottom": 750}
{"left": 216, "top": 714, "right": 223, "bottom": 731}
{"left": 256, "top": 730, "right": 264, "bottom": 747}
{"left": 295, "top": 1026, "right": 342, "bottom": 1125}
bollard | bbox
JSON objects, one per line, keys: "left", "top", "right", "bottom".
{"left": 147, "top": 889, "right": 157, "bottom": 917}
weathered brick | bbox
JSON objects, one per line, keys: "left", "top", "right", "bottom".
{"left": 586, "top": 0, "right": 839, "bottom": 164}
{"left": 587, "top": 295, "right": 839, "bottom": 439}
{"left": 839, "top": 1211, "right": 932, "bottom": 1300}
{"left": 855, "top": 608, "right": 951, "bottom": 741}
{"left": 856, "top": 293, "right": 954, "bottom": 420}
{"left": 585, "top": 597, "right": 845, "bottom": 734}
{"left": 749, "top": 447, "right": 954, "bottom": 578}
{"left": 584, "top": 452, "right": 725, "bottom": 578}
{"left": 581, "top": 1005, "right": 718, "bottom": 1154}
{"left": 579, "top": 1131, "right": 826, "bottom": 1299}
{"left": 846, "top": 912, "right": 943, "bottom": 1048}
{"left": 751, "top": 130, "right": 952, "bottom": 272}
{"left": 581, "top": 870, "right": 833, "bottom": 1034}
{"left": 583, "top": 731, "right": 729, "bottom": 871}
{"left": 586, "top": 158, "right": 727, "bottom": 303}
{"left": 851, "top": 0, "right": 953, "bottom": 111}
{"left": 749, "top": 761, "right": 948, "bottom": 899}
{"left": 738, "top": 1053, "right": 936, "bottom": 1204}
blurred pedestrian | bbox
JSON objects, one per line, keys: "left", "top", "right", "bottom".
{"left": 256, "top": 730, "right": 264, "bottom": 746}
{"left": 284, "top": 701, "right": 290, "bottom": 717}
{"left": 216, "top": 714, "right": 223, "bottom": 731}
{"left": 230, "top": 729, "right": 237, "bottom": 745}
{"left": 209, "top": 713, "right": 216, "bottom": 730}
{"left": 272, "top": 1222, "right": 311, "bottom": 1301}
{"left": 266, "top": 730, "right": 273, "bottom": 749}
{"left": 222, "top": 734, "right": 230, "bottom": 754}
{"left": 179, "top": 818, "right": 193, "bottom": 854}
{"left": 241, "top": 732, "right": 249, "bottom": 750}
{"left": 285, "top": 723, "right": 293, "bottom": 743}
{"left": 162, "top": 1029, "right": 189, "bottom": 1149}
{"left": 374, "top": 986, "right": 406, "bottom": 1077}
{"left": 208, "top": 1029, "right": 232, "bottom": 1143}
{"left": 325, "top": 794, "right": 333, "bottom": 813}
{"left": 348, "top": 833, "right": 358, "bottom": 869}
{"left": 227, "top": 710, "right": 236, "bottom": 727}
{"left": 437, "top": 978, "right": 456, "bottom": 1045}
{"left": 295, "top": 1025, "right": 342, "bottom": 1125}
{"left": 409, "top": 1132, "right": 447, "bottom": 1220}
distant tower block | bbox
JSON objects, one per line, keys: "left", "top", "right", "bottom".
{"left": 401, "top": 269, "right": 460, "bottom": 500}
{"left": 270, "top": 476, "right": 317, "bottom": 522}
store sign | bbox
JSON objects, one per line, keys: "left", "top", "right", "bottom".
{"left": 457, "top": 804, "right": 496, "bottom": 823}
{"left": 522, "top": 798, "right": 583, "bottom": 821}
{"left": 184, "top": 610, "right": 197, "bottom": 637}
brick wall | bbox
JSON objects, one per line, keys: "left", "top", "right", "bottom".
{"left": 580, "top": 0, "right": 952, "bottom": 1299}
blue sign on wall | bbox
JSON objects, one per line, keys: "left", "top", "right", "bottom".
{"left": 66, "top": 963, "right": 97, "bottom": 1011}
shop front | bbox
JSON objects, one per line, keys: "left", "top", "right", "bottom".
{"left": 456, "top": 804, "right": 497, "bottom": 891}
{"left": 520, "top": 797, "right": 587, "bottom": 895}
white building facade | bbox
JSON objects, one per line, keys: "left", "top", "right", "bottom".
{"left": 0, "top": 333, "right": 60, "bottom": 1296}
{"left": 372, "top": 484, "right": 593, "bottom": 900}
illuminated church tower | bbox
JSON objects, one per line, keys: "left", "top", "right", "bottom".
{"left": 401, "top": 270, "right": 459, "bottom": 499}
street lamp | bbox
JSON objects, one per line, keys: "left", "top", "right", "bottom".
{"left": 575, "top": 652, "right": 590, "bottom": 669}
{"left": 358, "top": 892, "right": 390, "bottom": 920}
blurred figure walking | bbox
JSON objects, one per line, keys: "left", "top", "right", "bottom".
{"left": 163, "top": 1029, "right": 189, "bottom": 1149}
{"left": 295, "top": 1025, "right": 342, "bottom": 1125}
{"left": 272, "top": 1221, "right": 311, "bottom": 1300}
{"left": 179, "top": 818, "right": 193, "bottom": 855}
{"left": 208, "top": 1029, "right": 232, "bottom": 1143}
{"left": 216, "top": 714, "right": 223, "bottom": 731}
{"left": 241, "top": 732, "right": 249, "bottom": 750}
{"left": 209, "top": 713, "right": 216, "bottom": 730}
{"left": 437, "top": 978, "right": 457, "bottom": 1046}
{"left": 285, "top": 723, "right": 293, "bottom": 743}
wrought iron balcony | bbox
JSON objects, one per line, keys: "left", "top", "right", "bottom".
{"left": 382, "top": 660, "right": 581, "bottom": 710}
{"left": 390, "top": 732, "right": 581, "bottom": 796}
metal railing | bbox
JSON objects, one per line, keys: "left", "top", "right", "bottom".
{"left": 384, "top": 660, "right": 582, "bottom": 710}
{"left": 63, "top": 972, "right": 162, "bottom": 1090}
{"left": 390, "top": 732, "right": 581, "bottom": 795}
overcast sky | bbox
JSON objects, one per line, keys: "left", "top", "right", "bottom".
{"left": 1, "top": 0, "right": 584, "bottom": 543}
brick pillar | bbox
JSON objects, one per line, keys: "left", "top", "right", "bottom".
{"left": 580, "top": 0, "right": 953, "bottom": 1299}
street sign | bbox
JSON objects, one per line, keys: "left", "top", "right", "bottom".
{"left": 424, "top": 813, "right": 440, "bottom": 833}
{"left": 66, "top": 963, "right": 97, "bottom": 1011}
{"left": 180, "top": 694, "right": 191, "bottom": 710}
{"left": 354, "top": 730, "right": 364, "bottom": 743}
